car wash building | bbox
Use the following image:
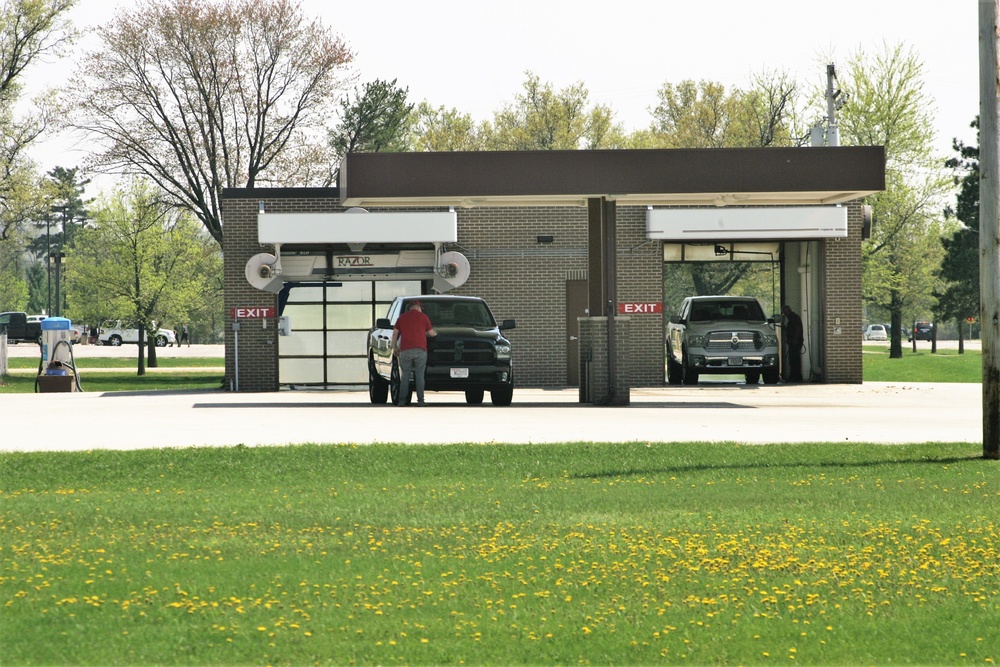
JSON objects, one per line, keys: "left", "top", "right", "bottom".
{"left": 221, "top": 146, "right": 884, "bottom": 398}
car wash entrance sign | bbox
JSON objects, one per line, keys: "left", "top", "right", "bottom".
{"left": 231, "top": 307, "right": 275, "bottom": 319}
{"left": 618, "top": 302, "right": 662, "bottom": 314}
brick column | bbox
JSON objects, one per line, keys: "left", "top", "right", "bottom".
{"left": 578, "top": 316, "right": 631, "bottom": 405}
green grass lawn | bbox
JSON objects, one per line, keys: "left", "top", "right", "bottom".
{"left": 1, "top": 344, "right": 985, "bottom": 394}
{"left": 862, "top": 344, "right": 981, "bottom": 382}
{"left": 0, "top": 355, "right": 224, "bottom": 393}
{"left": 1, "top": 442, "right": 996, "bottom": 665}
{"left": 3, "top": 356, "right": 224, "bottom": 370}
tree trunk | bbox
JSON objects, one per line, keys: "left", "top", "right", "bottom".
{"left": 890, "top": 309, "right": 903, "bottom": 358}
{"left": 957, "top": 316, "right": 966, "bottom": 355}
{"left": 889, "top": 291, "right": 904, "bottom": 359}
{"left": 136, "top": 325, "right": 146, "bottom": 376}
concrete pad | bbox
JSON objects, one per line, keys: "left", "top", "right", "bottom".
{"left": 0, "top": 381, "right": 982, "bottom": 452}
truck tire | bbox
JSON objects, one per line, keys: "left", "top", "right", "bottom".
{"left": 666, "top": 348, "right": 683, "bottom": 385}
{"left": 390, "top": 360, "right": 412, "bottom": 406}
{"left": 763, "top": 368, "right": 780, "bottom": 385}
{"left": 155, "top": 334, "right": 168, "bottom": 347}
{"left": 369, "top": 357, "right": 389, "bottom": 404}
{"left": 490, "top": 385, "right": 514, "bottom": 406}
{"left": 109, "top": 335, "right": 123, "bottom": 346}
{"left": 745, "top": 371, "right": 760, "bottom": 385}
{"left": 681, "top": 349, "right": 699, "bottom": 385}
{"left": 465, "top": 389, "right": 484, "bottom": 404}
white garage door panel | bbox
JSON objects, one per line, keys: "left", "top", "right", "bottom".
{"left": 647, "top": 207, "right": 847, "bottom": 240}
{"left": 258, "top": 211, "right": 457, "bottom": 244}
{"left": 279, "top": 358, "right": 326, "bottom": 384}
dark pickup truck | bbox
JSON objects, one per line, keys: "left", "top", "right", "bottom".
{"left": 0, "top": 312, "right": 43, "bottom": 344}
{"left": 368, "top": 295, "right": 516, "bottom": 406}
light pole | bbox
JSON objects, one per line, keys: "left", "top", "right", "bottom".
{"left": 49, "top": 251, "right": 65, "bottom": 317}
{"left": 45, "top": 212, "right": 51, "bottom": 316}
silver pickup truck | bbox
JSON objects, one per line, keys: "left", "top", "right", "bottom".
{"left": 666, "top": 295, "right": 780, "bottom": 385}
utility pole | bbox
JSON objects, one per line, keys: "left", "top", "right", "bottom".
{"left": 980, "top": 0, "right": 1000, "bottom": 459}
{"left": 826, "top": 64, "right": 840, "bottom": 147}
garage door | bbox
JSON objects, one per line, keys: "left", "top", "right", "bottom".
{"left": 278, "top": 280, "right": 420, "bottom": 387}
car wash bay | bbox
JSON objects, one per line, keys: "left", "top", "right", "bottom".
{"left": 221, "top": 146, "right": 885, "bottom": 397}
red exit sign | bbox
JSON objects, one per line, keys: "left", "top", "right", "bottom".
{"left": 231, "top": 307, "right": 276, "bottom": 319}
{"left": 618, "top": 302, "right": 663, "bottom": 314}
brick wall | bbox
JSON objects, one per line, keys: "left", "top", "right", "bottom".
{"left": 821, "top": 201, "right": 864, "bottom": 383}
{"left": 222, "top": 189, "right": 342, "bottom": 392}
{"left": 222, "top": 189, "right": 862, "bottom": 390}
{"left": 453, "top": 206, "right": 589, "bottom": 387}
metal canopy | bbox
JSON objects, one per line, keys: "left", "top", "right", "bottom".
{"left": 339, "top": 146, "right": 885, "bottom": 208}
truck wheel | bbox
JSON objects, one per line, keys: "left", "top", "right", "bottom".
{"left": 681, "top": 350, "right": 699, "bottom": 385}
{"left": 155, "top": 335, "right": 168, "bottom": 347}
{"left": 369, "top": 358, "right": 389, "bottom": 404}
{"left": 745, "top": 371, "right": 760, "bottom": 385}
{"left": 666, "top": 350, "right": 683, "bottom": 385}
{"left": 390, "top": 361, "right": 412, "bottom": 406}
{"left": 763, "top": 368, "right": 780, "bottom": 385}
{"left": 490, "top": 385, "right": 513, "bottom": 406}
{"left": 465, "top": 389, "right": 484, "bottom": 404}
{"left": 109, "top": 335, "right": 123, "bottom": 346}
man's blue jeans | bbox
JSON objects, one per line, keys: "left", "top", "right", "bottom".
{"left": 398, "top": 348, "right": 428, "bottom": 405}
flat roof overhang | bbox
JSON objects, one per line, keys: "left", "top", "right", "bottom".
{"left": 339, "top": 146, "right": 885, "bottom": 208}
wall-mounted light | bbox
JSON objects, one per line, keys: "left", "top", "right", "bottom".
{"left": 537, "top": 235, "right": 554, "bottom": 244}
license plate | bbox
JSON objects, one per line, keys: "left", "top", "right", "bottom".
{"left": 728, "top": 357, "right": 742, "bottom": 366}
{"left": 450, "top": 368, "right": 469, "bottom": 378}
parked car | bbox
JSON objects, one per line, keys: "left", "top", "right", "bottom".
{"left": 368, "top": 295, "right": 516, "bottom": 405}
{"left": 863, "top": 324, "right": 887, "bottom": 341}
{"left": 909, "top": 321, "right": 934, "bottom": 342}
{"left": 99, "top": 320, "right": 177, "bottom": 347}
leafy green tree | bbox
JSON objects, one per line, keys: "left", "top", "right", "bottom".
{"left": 42, "top": 166, "right": 91, "bottom": 248}
{"left": 0, "top": 0, "right": 76, "bottom": 244}
{"left": 646, "top": 72, "right": 801, "bottom": 149}
{"left": 837, "top": 42, "right": 952, "bottom": 358}
{"left": 332, "top": 78, "right": 413, "bottom": 158}
{"left": 66, "top": 0, "right": 354, "bottom": 245}
{"left": 65, "top": 181, "right": 218, "bottom": 374}
{"left": 0, "top": 239, "right": 28, "bottom": 308}
{"left": 481, "top": 72, "right": 625, "bottom": 150}
{"left": 935, "top": 118, "right": 980, "bottom": 353}
{"left": 408, "top": 102, "right": 484, "bottom": 152}
{"left": 647, "top": 72, "right": 801, "bottom": 296}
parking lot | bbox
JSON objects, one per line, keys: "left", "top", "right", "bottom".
{"left": 0, "top": 381, "right": 983, "bottom": 453}
{"left": 1, "top": 339, "right": 986, "bottom": 451}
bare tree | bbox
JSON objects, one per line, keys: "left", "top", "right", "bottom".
{"left": 65, "top": 0, "right": 354, "bottom": 245}
{"left": 0, "top": 0, "right": 76, "bottom": 241}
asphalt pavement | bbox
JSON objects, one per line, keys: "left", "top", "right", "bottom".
{"left": 0, "top": 341, "right": 986, "bottom": 452}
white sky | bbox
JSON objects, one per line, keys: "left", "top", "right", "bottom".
{"left": 29, "top": 0, "right": 981, "bottom": 194}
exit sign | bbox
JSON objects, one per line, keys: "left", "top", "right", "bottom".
{"left": 618, "top": 302, "right": 663, "bottom": 314}
{"left": 231, "top": 307, "right": 276, "bottom": 319}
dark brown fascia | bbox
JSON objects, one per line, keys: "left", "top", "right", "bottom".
{"left": 339, "top": 146, "right": 885, "bottom": 208}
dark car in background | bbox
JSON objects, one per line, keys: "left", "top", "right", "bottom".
{"left": 909, "top": 321, "right": 934, "bottom": 341}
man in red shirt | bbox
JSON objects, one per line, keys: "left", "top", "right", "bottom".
{"left": 390, "top": 300, "right": 437, "bottom": 406}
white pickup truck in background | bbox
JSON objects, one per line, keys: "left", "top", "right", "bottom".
{"left": 666, "top": 295, "right": 780, "bottom": 386}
